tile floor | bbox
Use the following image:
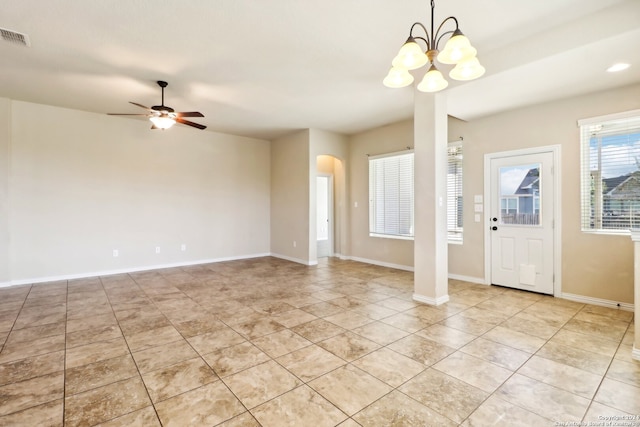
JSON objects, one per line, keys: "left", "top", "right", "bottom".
{"left": 0, "top": 256, "right": 638, "bottom": 426}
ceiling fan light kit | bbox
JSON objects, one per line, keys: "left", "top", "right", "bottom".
{"left": 149, "top": 115, "right": 176, "bottom": 130}
{"left": 108, "top": 80, "right": 206, "bottom": 130}
{"left": 384, "top": 0, "right": 484, "bottom": 92}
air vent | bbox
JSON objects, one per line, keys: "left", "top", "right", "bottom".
{"left": 0, "top": 28, "right": 30, "bottom": 47}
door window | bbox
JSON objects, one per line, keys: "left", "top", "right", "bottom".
{"left": 499, "top": 163, "right": 541, "bottom": 226}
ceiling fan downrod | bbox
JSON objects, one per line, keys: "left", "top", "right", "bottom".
{"left": 157, "top": 80, "right": 168, "bottom": 107}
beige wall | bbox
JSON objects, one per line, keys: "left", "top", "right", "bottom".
{"left": 347, "top": 84, "right": 640, "bottom": 303}
{"left": 317, "top": 155, "right": 336, "bottom": 175}
{"left": 4, "top": 82, "right": 639, "bottom": 305}
{"left": 270, "top": 128, "right": 348, "bottom": 264}
{"left": 4, "top": 100, "right": 270, "bottom": 283}
{"left": 0, "top": 99, "right": 9, "bottom": 282}
{"left": 270, "top": 130, "right": 311, "bottom": 263}
{"left": 348, "top": 119, "right": 414, "bottom": 269}
{"left": 450, "top": 83, "right": 640, "bottom": 303}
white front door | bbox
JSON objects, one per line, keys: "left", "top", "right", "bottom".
{"left": 489, "top": 150, "right": 555, "bottom": 294}
{"left": 317, "top": 175, "right": 332, "bottom": 258}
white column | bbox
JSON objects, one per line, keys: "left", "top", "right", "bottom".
{"left": 630, "top": 231, "right": 640, "bottom": 361}
{"left": 413, "top": 91, "right": 449, "bottom": 305}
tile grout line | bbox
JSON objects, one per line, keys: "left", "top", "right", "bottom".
{"left": 97, "top": 274, "right": 162, "bottom": 426}
{"left": 130, "top": 268, "right": 262, "bottom": 426}
{"left": 578, "top": 318, "right": 634, "bottom": 424}
{"left": 1, "top": 259, "right": 636, "bottom": 426}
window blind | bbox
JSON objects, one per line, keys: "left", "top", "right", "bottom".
{"left": 369, "top": 151, "right": 414, "bottom": 238}
{"left": 447, "top": 142, "right": 463, "bottom": 242}
{"left": 579, "top": 110, "right": 640, "bottom": 233}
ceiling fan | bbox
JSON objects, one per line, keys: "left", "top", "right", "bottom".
{"left": 108, "top": 80, "right": 206, "bottom": 130}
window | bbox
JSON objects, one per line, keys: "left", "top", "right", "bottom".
{"left": 579, "top": 110, "right": 640, "bottom": 233}
{"left": 447, "top": 142, "right": 463, "bottom": 242}
{"left": 501, "top": 197, "right": 518, "bottom": 215}
{"left": 369, "top": 151, "right": 414, "bottom": 239}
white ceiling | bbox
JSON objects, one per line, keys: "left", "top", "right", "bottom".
{"left": 0, "top": 0, "right": 638, "bottom": 140}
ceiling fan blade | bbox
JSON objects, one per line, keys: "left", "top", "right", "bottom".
{"left": 129, "top": 102, "right": 152, "bottom": 111}
{"left": 175, "top": 112, "right": 204, "bottom": 118}
{"left": 176, "top": 118, "right": 206, "bottom": 130}
{"left": 108, "top": 113, "right": 150, "bottom": 116}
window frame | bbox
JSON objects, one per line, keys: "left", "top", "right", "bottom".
{"left": 447, "top": 141, "right": 464, "bottom": 244}
{"left": 368, "top": 149, "right": 415, "bottom": 240}
{"left": 579, "top": 109, "right": 640, "bottom": 235}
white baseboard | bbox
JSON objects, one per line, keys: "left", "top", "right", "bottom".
{"left": 0, "top": 252, "right": 272, "bottom": 288}
{"left": 413, "top": 293, "right": 450, "bottom": 306}
{"left": 633, "top": 346, "right": 640, "bottom": 362}
{"left": 448, "top": 273, "right": 487, "bottom": 285}
{"left": 270, "top": 253, "right": 317, "bottom": 266}
{"left": 561, "top": 292, "right": 634, "bottom": 312}
{"left": 342, "top": 255, "right": 414, "bottom": 272}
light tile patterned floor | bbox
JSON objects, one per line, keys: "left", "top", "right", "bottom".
{"left": 0, "top": 257, "right": 638, "bottom": 426}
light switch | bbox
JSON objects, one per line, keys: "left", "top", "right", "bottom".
{"left": 474, "top": 204, "right": 483, "bottom": 212}
{"left": 474, "top": 195, "right": 483, "bottom": 203}
{"left": 474, "top": 214, "right": 481, "bottom": 222}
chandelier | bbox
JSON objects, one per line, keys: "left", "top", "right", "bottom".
{"left": 384, "top": 0, "right": 485, "bottom": 92}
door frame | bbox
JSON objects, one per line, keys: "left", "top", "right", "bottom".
{"left": 317, "top": 173, "right": 334, "bottom": 257}
{"left": 483, "top": 145, "right": 562, "bottom": 297}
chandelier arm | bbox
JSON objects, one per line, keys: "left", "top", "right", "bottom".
{"left": 435, "top": 30, "right": 455, "bottom": 50}
{"left": 433, "top": 16, "right": 459, "bottom": 49}
{"left": 413, "top": 36, "right": 430, "bottom": 50}
{"left": 409, "top": 22, "right": 432, "bottom": 50}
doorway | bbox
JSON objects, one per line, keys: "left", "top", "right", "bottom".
{"left": 485, "top": 146, "right": 560, "bottom": 295}
{"left": 317, "top": 174, "right": 333, "bottom": 258}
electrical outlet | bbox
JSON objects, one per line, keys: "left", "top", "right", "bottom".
{"left": 113, "top": 249, "right": 119, "bottom": 257}
{"left": 293, "top": 241, "right": 297, "bottom": 248}
{"left": 155, "top": 246, "right": 161, "bottom": 254}
{"left": 181, "top": 244, "right": 186, "bottom": 252}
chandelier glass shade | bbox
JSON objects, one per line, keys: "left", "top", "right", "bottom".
{"left": 383, "top": 66, "right": 415, "bottom": 88}
{"left": 417, "top": 65, "right": 448, "bottom": 92}
{"left": 384, "top": 0, "right": 484, "bottom": 93}
{"left": 392, "top": 39, "right": 429, "bottom": 70}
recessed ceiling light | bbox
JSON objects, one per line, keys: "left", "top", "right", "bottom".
{"left": 607, "top": 63, "right": 630, "bottom": 72}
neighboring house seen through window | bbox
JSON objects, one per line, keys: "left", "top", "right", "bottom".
{"left": 579, "top": 110, "right": 640, "bottom": 233}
